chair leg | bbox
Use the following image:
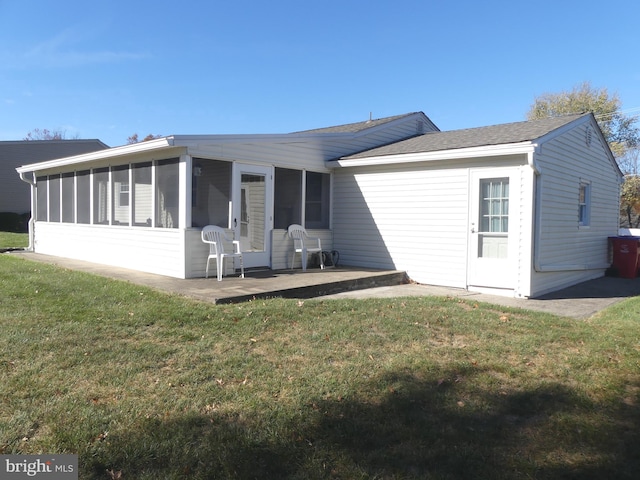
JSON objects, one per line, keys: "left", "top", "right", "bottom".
{"left": 217, "top": 257, "right": 223, "bottom": 282}
{"left": 239, "top": 255, "right": 244, "bottom": 279}
{"left": 319, "top": 252, "right": 325, "bottom": 270}
{"left": 205, "top": 258, "right": 210, "bottom": 279}
{"left": 301, "top": 248, "right": 308, "bottom": 271}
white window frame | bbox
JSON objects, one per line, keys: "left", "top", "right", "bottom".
{"left": 579, "top": 181, "right": 591, "bottom": 227}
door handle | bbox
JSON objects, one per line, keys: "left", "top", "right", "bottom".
{"left": 234, "top": 218, "right": 237, "bottom": 228}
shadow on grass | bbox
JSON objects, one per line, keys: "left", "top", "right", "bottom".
{"left": 87, "top": 368, "right": 640, "bottom": 479}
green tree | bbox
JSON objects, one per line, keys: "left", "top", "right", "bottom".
{"left": 620, "top": 174, "right": 640, "bottom": 228}
{"left": 527, "top": 82, "right": 639, "bottom": 159}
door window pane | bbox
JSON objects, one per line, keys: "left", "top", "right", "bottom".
{"left": 240, "top": 173, "right": 266, "bottom": 251}
{"left": 479, "top": 178, "right": 509, "bottom": 233}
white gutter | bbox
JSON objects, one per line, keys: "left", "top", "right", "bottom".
{"left": 17, "top": 170, "right": 36, "bottom": 251}
{"left": 330, "top": 141, "right": 536, "bottom": 168}
{"left": 16, "top": 137, "right": 177, "bottom": 174}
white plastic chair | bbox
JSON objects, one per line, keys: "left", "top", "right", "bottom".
{"left": 201, "top": 225, "right": 245, "bottom": 281}
{"left": 288, "top": 224, "right": 324, "bottom": 271}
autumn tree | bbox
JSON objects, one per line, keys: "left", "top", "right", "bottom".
{"left": 23, "top": 128, "right": 78, "bottom": 141}
{"left": 620, "top": 174, "right": 640, "bottom": 228}
{"left": 527, "top": 82, "right": 639, "bottom": 159}
{"left": 127, "top": 133, "right": 163, "bottom": 144}
{"left": 528, "top": 82, "right": 640, "bottom": 227}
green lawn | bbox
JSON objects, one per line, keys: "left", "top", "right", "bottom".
{"left": 0, "top": 232, "right": 28, "bottom": 249}
{"left": 1, "top": 254, "right": 639, "bottom": 479}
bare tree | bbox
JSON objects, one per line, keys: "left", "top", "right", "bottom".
{"left": 23, "top": 128, "right": 78, "bottom": 141}
{"left": 127, "top": 133, "right": 163, "bottom": 144}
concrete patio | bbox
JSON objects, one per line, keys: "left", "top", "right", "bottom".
{"left": 8, "top": 251, "right": 408, "bottom": 304}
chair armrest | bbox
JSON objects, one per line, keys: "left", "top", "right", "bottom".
{"left": 232, "top": 240, "right": 242, "bottom": 253}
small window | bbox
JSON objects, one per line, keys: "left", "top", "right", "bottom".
{"left": 579, "top": 182, "right": 591, "bottom": 227}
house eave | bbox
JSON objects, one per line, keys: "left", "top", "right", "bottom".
{"left": 329, "top": 141, "right": 536, "bottom": 168}
{"left": 16, "top": 137, "right": 178, "bottom": 173}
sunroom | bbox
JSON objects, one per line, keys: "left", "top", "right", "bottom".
{"left": 18, "top": 137, "right": 332, "bottom": 279}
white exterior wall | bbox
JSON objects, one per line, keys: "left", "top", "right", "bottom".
{"left": 334, "top": 160, "right": 508, "bottom": 288}
{"left": 34, "top": 222, "right": 186, "bottom": 278}
{"left": 333, "top": 157, "right": 534, "bottom": 294}
{"left": 529, "top": 121, "right": 620, "bottom": 296}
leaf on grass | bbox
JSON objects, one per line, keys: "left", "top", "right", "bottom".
{"left": 106, "top": 469, "right": 122, "bottom": 480}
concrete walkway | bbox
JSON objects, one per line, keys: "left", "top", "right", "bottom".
{"left": 321, "top": 276, "right": 640, "bottom": 319}
{"left": 8, "top": 251, "right": 640, "bottom": 319}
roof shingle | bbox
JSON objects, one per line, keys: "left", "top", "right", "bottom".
{"left": 341, "top": 113, "right": 589, "bottom": 160}
{"left": 294, "top": 112, "right": 421, "bottom": 134}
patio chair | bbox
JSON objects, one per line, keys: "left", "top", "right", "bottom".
{"left": 288, "top": 224, "right": 324, "bottom": 271}
{"left": 201, "top": 225, "right": 245, "bottom": 281}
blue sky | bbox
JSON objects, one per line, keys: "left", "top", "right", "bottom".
{"left": 1, "top": 0, "right": 639, "bottom": 147}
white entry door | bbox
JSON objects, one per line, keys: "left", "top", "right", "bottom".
{"left": 467, "top": 168, "right": 518, "bottom": 290}
{"left": 232, "top": 163, "right": 273, "bottom": 269}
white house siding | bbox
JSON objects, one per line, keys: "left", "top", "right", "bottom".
{"left": 333, "top": 162, "right": 473, "bottom": 288}
{"left": 333, "top": 156, "right": 533, "bottom": 292}
{"left": 529, "top": 121, "right": 620, "bottom": 297}
{"left": 33, "top": 222, "right": 186, "bottom": 278}
{"left": 184, "top": 115, "right": 430, "bottom": 171}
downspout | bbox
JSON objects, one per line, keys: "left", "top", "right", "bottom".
{"left": 18, "top": 170, "right": 36, "bottom": 251}
{"left": 530, "top": 147, "right": 610, "bottom": 272}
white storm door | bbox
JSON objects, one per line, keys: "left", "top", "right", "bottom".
{"left": 468, "top": 169, "right": 517, "bottom": 290}
{"left": 232, "top": 163, "right": 273, "bottom": 269}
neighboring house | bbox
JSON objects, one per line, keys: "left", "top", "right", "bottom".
{"left": 1, "top": 140, "right": 109, "bottom": 214}
{"left": 15, "top": 112, "right": 621, "bottom": 298}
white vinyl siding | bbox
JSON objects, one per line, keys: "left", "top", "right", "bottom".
{"left": 33, "top": 222, "right": 186, "bottom": 278}
{"left": 333, "top": 164, "right": 471, "bottom": 288}
{"left": 531, "top": 121, "right": 620, "bottom": 296}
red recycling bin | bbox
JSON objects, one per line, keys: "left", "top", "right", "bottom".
{"left": 609, "top": 236, "right": 640, "bottom": 278}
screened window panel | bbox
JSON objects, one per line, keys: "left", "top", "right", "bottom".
{"left": 274, "top": 168, "right": 302, "bottom": 229}
{"left": 133, "top": 162, "right": 152, "bottom": 227}
{"left": 76, "top": 170, "right": 91, "bottom": 224}
{"left": 156, "top": 158, "right": 179, "bottom": 228}
{"left": 61, "top": 173, "right": 75, "bottom": 223}
{"left": 48, "top": 175, "right": 61, "bottom": 222}
{"left": 36, "top": 176, "right": 48, "bottom": 221}
{"left": 305, "top": 171, "right": 330, "bottom": 229}
{"left": 191, "top": 159, "right": 231, "bottom": 228}
{"left": 93, "top": 168, "right": 109, "bottom": 224}
{"left": 111, "top": 165, "right": 129, "bottom": 226}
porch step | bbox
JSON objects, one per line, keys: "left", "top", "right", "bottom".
{"left": 214, "top": 270, "right": 409, "bottom": 304}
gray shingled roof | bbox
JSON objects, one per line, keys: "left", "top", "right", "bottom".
{"left": 341, "top": 113, "right": 589, "bottom": 160}
{"left": 293, "top": 112, "right": 421, "bottom": 134}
